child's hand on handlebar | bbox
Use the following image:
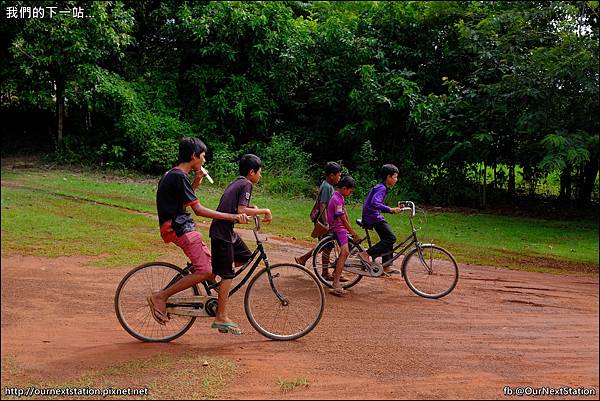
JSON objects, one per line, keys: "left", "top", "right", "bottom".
{"left": 262, "top": 209, "right": 273, "bottom": 223}
{"left": 234, "top": 213, "right": 250, "bottom": 224}
{"left": 391, "top": 206, "right": 403, "bottom": 214}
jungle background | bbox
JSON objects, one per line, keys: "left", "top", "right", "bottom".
{"left": 1, "top": 1, "right": 598, "bottom": 212}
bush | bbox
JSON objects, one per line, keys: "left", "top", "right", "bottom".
{"left": 206, "top": 141, "right": 239, "bottom": 185}
{"left": 97, "top": 143, "right": 126, "bottom": 169}
{"left": 120, "top": 111, "right": 194, "bottom": 172}
{"left": 139, "top": 137, "right": 179, "bottom": 173}
{"left": 260, "top": 135, "right": 315, "bottom": 196}
{"left": 352, "top": 140, "right": 379, "bottom": 201}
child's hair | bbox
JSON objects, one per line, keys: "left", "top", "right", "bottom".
{"left": 239, "top": 154, "right": 262, "bottom": 176}
{"left": 324, "top": 161, "right": 342, "bottom": 176}
{"left": 337, "top": 175, "right": 356, "bottom": 189}
{"left": 380, "top": 164, "right": 399, "bottom": 181}
{"left": 178, "top": 137, "right": 207, "bottom": 163}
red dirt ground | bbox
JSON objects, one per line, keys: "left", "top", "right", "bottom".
{"left": 1, "top": 232, "right": 598, "bottom": 399}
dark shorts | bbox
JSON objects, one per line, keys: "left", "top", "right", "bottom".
{"left": 211, "top": 236, "right": 253, "bottom": 279}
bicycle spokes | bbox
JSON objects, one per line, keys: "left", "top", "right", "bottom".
{"left": 403, "top": 245, "right": 459, "bottom": 299}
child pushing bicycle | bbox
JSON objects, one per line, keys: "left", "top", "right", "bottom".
{"left": 149, "top": 137, "right": 249, "bottom": 325}
{"left": 295, "top": 161, "right": 345, "bottom": 282}
{"left": 327, "top": 176, "right": 380, "bottom": 296}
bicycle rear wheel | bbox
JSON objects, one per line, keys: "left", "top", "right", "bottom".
{"left": 402, "top": 245, "right": 459, "bottom": 299}
{"left": 311, "top": 236, "right": 363, "bottom": 289}
{"left": 114, "top": 262, "right": 199, "bottom": 342}
{"left": 244, "top": 263, "right": 325, "bottom": 341}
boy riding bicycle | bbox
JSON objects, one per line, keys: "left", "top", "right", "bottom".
{"left": 362, "top": 164, "right": 403, "bottom": 275}
{"left": 149, "top": 137, "right": 249, "bottom": 325}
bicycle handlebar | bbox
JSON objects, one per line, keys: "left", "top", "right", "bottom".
{"left": 398, "top": 201, "right": 416, "bottom": 217}
{"left": 253, "top": 215, "right": 261, "bottom": 232}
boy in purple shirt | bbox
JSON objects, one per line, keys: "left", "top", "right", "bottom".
{"left": 327, "top": 176, "right": 379, "bottom": 296}
{"left": 362, "top": 164, "right": 403, "bottom": 275}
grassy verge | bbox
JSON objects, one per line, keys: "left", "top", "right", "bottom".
{"left": 1, "top": 354, "right": 237, "bottom": 400}
{"left": 276, "top": 377, "right": 309, "bottom": 393}
{"left": 1, "top": 166, "right": 597, "bottom": 273}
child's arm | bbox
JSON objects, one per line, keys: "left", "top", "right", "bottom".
{"left": 340, "top": 212, "right": 360, "bottom": 240}
{"left": 372, "top": 188, "right": 402, "bottom": 214}
{"left": 191, "top": 203, "right": 248, "bottom": 224}
{"left": 238, "top": 204, "right": 273, "bottom": 223}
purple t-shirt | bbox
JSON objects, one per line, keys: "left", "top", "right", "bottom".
{"left": 209, "top": 176, "right": 252, "bottom": 243}
{"left": 326, "top": 191, "right": 346, "bottom": 233}
{"left": 362, "top": 182, "right": 392, "bottom": 226}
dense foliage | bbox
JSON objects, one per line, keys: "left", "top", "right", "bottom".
{"left": 2, "top": 1, "right": 598, "bottom": 207}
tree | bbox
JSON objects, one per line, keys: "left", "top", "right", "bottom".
{"left": 9, "top": 1, "right": 134, "bottom": 148}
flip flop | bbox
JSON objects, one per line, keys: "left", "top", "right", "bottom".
{"left": 211, "top": 322, "right": 242, "bottom": 335}
{"left": 329, "top": 288, "right": 347, "bottom": 297}
{"left": 294, "top": 256, "right": 307, "bottom": 266}
{"left": 383, "top": 268, "right": 400, "bottom": 276}
{"left": 146, "top": 296, "right": 168, "bottom": 325}
{"left": 322, "top": 273, "right": 349, "bottom": 282}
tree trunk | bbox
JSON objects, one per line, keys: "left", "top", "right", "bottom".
{"left": 559, "top": 165, "right": 572, "bottom": 203}
{"left": 483, "top": 161, "right": 487, "bottom": 208}
{"left": 578, "top": 158, "right": 599, "bottom": 206}
{"left": 508, "top": 162, "right": 516, "bottom": 202}
{"left": 56, "top": 77, "right": 65, "bottom": 148}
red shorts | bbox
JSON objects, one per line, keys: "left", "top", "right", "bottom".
{"left": 172, "top": 231, "right": 212, "bottom": 275}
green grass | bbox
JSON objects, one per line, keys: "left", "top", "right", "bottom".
{"left": 276, "top": 377, "right": 309, "bottom": 393}
{"left": 1, "top": 354, "right": 237, "bottom": 400}
{"left": 1, "top": 166, "right": 598, "bottom": 273}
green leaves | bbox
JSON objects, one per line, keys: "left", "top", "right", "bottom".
{"left": 3, "top": 1, "right": 598, "bottom": 205}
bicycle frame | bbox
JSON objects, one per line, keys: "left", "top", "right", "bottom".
{"left": 355, "top": 201, "right": 422, "bottom": 269}
{"left": 169, "top": 216, "right": 287, "bottom": 303}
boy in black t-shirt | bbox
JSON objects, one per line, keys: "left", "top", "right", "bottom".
{"left": 209, "top": 154, "right": 272, "bottom": 335}
{"left": 149, "top": 137, "right": 249, "bottom": 325}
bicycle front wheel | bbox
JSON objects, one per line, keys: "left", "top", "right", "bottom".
{"left": 402, "top": 245, "right": 459, "bottom": 299}
{"left": 244, "top": 263, "right": 325, "bottom": 341}
{"left": 114, "top": 262, "right": 199, "bottom": 342}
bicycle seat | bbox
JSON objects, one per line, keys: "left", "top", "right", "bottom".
{"left": 356, "top": 219, "right": 373, "bottom": 230}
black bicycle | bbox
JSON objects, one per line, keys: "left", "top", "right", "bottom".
{"left": 311, "top": 201, "right": 459, "bottom": 299}
{"left": 115, "top": 217, "right": 325, "bottom": 342}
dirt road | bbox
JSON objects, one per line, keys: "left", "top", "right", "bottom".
{"left": 1, "top": 236, "right": 598, "bottom": 399}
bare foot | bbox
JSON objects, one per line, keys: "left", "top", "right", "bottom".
{"left": 151, "top": 292, "right": 167, "bottom": 316}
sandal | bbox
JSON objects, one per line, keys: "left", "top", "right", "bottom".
{"left": 294, "top": 256, "right": 308, "bottom": 266}
{"left": 329, "top": 287, "right": 347, "bottom": 297}
{"left": 147, "top": 296, "right": 168, "bottom": 325}
{"left": 211, "top": 322, "right": 242, "bottom": 335}
{"left": 321, "top": 272, "right": 334, "bottom": 281}
{"left": 322, "top": 273, "right": 349, "bottom": 282}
